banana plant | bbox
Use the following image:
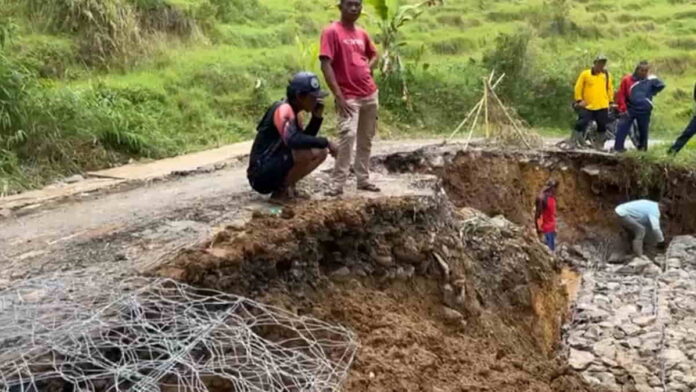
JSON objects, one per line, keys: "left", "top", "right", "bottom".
{"left": 365, "top": 0, "right": 443, "bottom": 104}
{"left": 294, "top": 35, "right": 321, "bottom": 75}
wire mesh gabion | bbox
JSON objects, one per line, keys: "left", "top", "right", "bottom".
{"left": 0, "top": 272, "right": 358, "bottom": 392}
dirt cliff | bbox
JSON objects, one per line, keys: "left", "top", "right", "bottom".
{"left": 154, "top": 196, "right": 603, "bottom": 391}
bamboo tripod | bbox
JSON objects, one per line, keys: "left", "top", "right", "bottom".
{"left": 445, "top": 70, "right": 535, "bottom": 149}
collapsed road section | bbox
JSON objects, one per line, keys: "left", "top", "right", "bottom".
{"left": 153, "top": 196, "right": 597, "bottom": 391}
{"left": 3, "top": 144, "right": 696, "bottom": 392}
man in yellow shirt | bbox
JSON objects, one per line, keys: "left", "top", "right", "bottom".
{"left": 572, "top": 55, "right": 614, "bottom": 149}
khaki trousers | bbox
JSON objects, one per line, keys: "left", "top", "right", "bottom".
{"left": 333, "top": 92, "right": 378, "bottom": 187}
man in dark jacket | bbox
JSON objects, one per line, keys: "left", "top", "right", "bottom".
{"left": 247, "top": 72, "right": 337, "bottom": 201}
{"left": 614, "top": 61, "right": 666, "bottom": 152}
{"left": 668, "top": 82, "right": 696, "bottom": 155}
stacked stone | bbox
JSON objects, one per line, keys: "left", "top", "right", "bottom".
{"left": 565, "top": 236, "right": 696, "bottom": 392}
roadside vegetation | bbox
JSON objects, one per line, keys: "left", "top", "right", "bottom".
{"left": 0, "top": 0, "right": 694, "bottom": 194}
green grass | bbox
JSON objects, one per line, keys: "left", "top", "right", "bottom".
{"left": 0, "top": 0, "right": 695, "bottom": 194}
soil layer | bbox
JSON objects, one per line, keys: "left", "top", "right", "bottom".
{"left": 380, "top": 147, "right": 696, "bottom": 244}
{"left": 154, "top": 196, "right": 604, "bottom": 391}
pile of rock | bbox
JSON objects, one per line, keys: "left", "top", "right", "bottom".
{"left": 565, "top": 236, "right": 696, "bottom": 392}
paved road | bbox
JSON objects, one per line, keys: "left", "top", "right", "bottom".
{"left": 0, "top": 140, "right": 443, "bottom": 286}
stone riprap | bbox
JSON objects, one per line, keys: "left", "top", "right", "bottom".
{"left": 563, "top": 236, "right": 696, "bottom": 392}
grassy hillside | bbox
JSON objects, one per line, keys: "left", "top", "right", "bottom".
{"left": 0, "top": 0, "right": 695, "bottom": 194}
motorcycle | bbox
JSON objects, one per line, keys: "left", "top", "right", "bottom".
{"left": 558, "top": 106, "right": 640, "bottom": 151}
{"left": 585, "top": 107, "right": 640, "bottom": 150}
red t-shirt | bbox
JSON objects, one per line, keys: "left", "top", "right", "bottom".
{"left": 540, "top": 195, "right": 557, "bottom": 233}
{"left": 320, "top": 21, "right": 378, "bottom": 99}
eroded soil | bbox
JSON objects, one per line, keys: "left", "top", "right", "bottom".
{"left": 154, "top": 196, "right": 603, "bottom": 392}
{"left": 6, "top": 143, "right": 696, "bottom": 391}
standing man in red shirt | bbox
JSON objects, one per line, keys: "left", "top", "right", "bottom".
{"left": 535, "top": 180, "right": 559, "bottom": 251}
{"left": 320, "top": 0, "right": 381, "bottom": 196}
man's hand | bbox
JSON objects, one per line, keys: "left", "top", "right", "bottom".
{"left": 327, "top": 141, "right": 338, "bottom": 158}
{"left": 335, "top": 96, "right": 352, "bottom": 117}
{"left": 313, "top": 99, "right": 325, "bottom": 118}
{"left": 575, "top": 100, "right": 587, "bottom": 109}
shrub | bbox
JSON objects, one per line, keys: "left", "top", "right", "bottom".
{"left": 0, "top": 54, "right": 30, "bottom": 138}
{"left": 483, "top": 31, "right": 576, "bottom": 127}
{"left": 14, "top": 36, "right": 77, "bottom": 79}
{"left": 431, "top": 37, "right": 475, "bottom": 55}
{"left": 27, "top": 0, "right": 143, "bottom": 66}
{"left": 209, "top": 0, "right": 265, "bottom": 24}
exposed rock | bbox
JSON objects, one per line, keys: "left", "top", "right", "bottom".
{"left": 643, "top": 264, "right": 661, "bottom": 277}
{"left": 372, "top": 252, "right": 394, "bottom": 267}
{"left": 568, "top": 334, "right": 592, "bottom": 350}
{"left": 442, "top": 284, "right": 458, "bottom": 308}
{"left": 442, "top": 307, "right": 464, "bottom": 322}
{"left": 571, "top": 245, "right": 593, "bottom": 261}
{"left": 615, "top": 304, "right": 639, "bottom": 321}
{"left": 489, "top": 215, "right": 513, "bottom": 229}
{"left": 608, "top": 252, "right": 627, "bottom": 264}
{"left": 568, "top": 349, "right": 595, "bottom": 371}
{"left": 393, "top": 246, "right": 426, "bottom": 265}
{"left": 632, "top": 315, "right": 656, "bottom": 328}
{"left": 63, "top": 174, "right": 85, "bottom": 184}
{"left": 667, "top": 381, "right": 689, "bottom": 392}
{"left": 511, "top": 285, "right": 532, "bottom": 308}
{"left": 432, "top": 252, "right": 450, "bottom": 280}
{"left": 661, "top": 269, "right": 689, "bottom": 284}
{"left": 395, "top": 265, "right": 415, "bottom": 280}
{"left": 662, "top": 349, "right": 687, "bottom": 370}
{"left": 581, "top": 165, "right": 601, "bottom": 177}
{"left": 330, "top": 267, "right": 351, "bottom": 282}
{"left": 617, "top": 257, "right": 652, "bottom": 275}
{"left": 593, "top": 339, "right": 617, "bottom": 366}
{"left": 590, "top": 372, "right": 619, "bottom": 391}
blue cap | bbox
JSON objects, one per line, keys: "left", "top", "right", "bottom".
{"left": 288, "top": 72, "right": 329, "bottom": 98}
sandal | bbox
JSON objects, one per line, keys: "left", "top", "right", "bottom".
{"left": 357, "top": 183, "right": 381, "bottom": 192}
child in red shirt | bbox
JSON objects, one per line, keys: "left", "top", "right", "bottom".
{"left": 535, "top": 180, "right": 559, "bottom": 251}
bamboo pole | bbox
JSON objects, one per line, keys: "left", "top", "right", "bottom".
{"left": 464, "top": 93, "right": 485, "bottom": 149}
{"left": 489, "top": 87, "right": 532, "bottom": 149}
{"left": 446, "top": 73, "right": 505, "bottom": 142}
{"left": 483, "top": 77, "right": 489, "bottom": 139}
{"left": 446, "top": 100, "right": 482, "bottom": 141}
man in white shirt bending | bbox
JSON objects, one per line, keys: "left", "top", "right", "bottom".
{"left": 615, "top": 199, "right": 666, "bottom": 257}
